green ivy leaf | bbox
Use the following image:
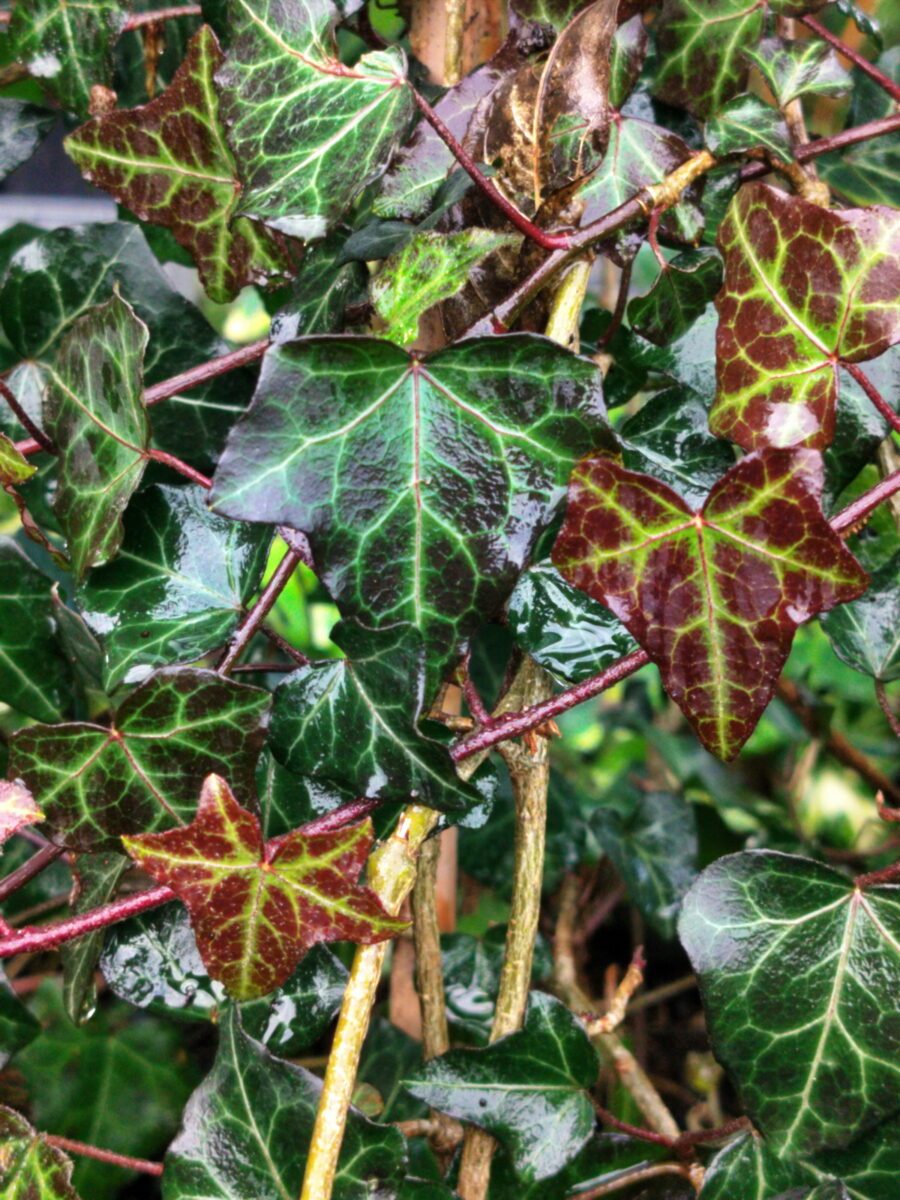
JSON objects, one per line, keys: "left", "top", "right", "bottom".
{"left": 8, "top": 667, "right": 270, "bottom": 851}
{"left": 809, "top": 1112, "right": 900, "bottom": 1200}
{"left": 43, "top": 292, "right": 150, "bottom": 579}
{"left": 821, "top": 555, "right": 900, "bottom": 682}
{"left": 76, "top": 483, "right": 271, "bottom": 692}
{"left": 0, "top": 538, "right": 72, "bottom": 722}
{"left": 440, "top": 927, "right": 551, "bottom": 1046}
{"left": 699, "top": 1130, "right": 809, "bottom": 1199}
{"left": 0, "top": 969, "right": 41, "bottom": 1070}
{"left": 270, "top": 621, "right": 493, "bottom": 813}
{"left": 272, "top": 234, "right": 367, "bottom": 340}
{"left": 8, "top": 0, "right": 126, "bottom": 116}
{"left": 705, "top": 94, "right": 793, "bottom": 160}
{"left": 124, "top": 774, "right": 405, "bottom": 1000}
{"left": 16, "top": 983, "right": 198, "bottom": 1200}
{"left": 619, "top": 386, "right": 736, "bottom": 510}
{"left": 488, "top": 1132, "right": 676, "bottom": 1200}
{"left": 506, "top": 561, "right": 637, "bottom": 685}
{"left": 712, "top": 182, "right": 900, "bottom": 452}
{"left": 627, "top": 249, "right": 724, "bottom": 347}
{"left": 552, "top": 450, "right": 868, "bottom": 760}
{"left": 819, "top": 52, "right": 900, "bottom": 208}
{"left": 59, "top": 852, "right": 129, "bottom": 1025}
{"left": 215, "top": 0, "right": 413, "bottom": 238}
{"left": 256, "top": 749, "right": 355, "bottom": 841}
{"left": 372, "top": 230, "right": 521, "bottom": 346}
{"left": 66, "top": 26, "right": 295, "bottom": 304}
{"left": 164, "top": 1007, "right": 407, "bottom": 1199}
{"left": 101, "top": 904, "right": 347, "bottom": 1053}
{"left": 679, "top": 851, "right": 900, "bottom": 1155}
{"left": 0, "top": 1105, "right": 81, "bottom": 1200}
{"left": 212, "top": 334, "right": 612, "bottom": 684}
{"left": 0, "top": 100, "right": 55, "bottom": 183}
{"left": 407, "top": 991, "right": 599, "bottom": 1181}
{"left": 744, "top": 37, "right": 850, "bottom": 107}
{"left": 608, "top": 15, "right": 649, "bottom": 109}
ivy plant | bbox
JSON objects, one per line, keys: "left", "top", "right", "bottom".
{"left": 0, "top": 1, "right": 898, "bottom": 1199}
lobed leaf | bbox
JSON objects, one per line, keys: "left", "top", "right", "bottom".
{"left": 744, "top": 37, "right": 850, "bottom": 107}
{"left": 0, "top": 1105, "right": 81, "bottom": 1200}
{"left": 123, "top": 774, "right": 405, "bottom": 1000}
{"left": 552, "top": 450, "right": 868, "bottom": 760}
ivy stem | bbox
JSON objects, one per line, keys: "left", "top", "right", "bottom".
{"left": 144, "top": 448, "right": 212, "bottom": 489}
{"left": 143, "top": 338, "right": 270, "bottom": 406}
{"left": 299, "top": 805, "right": 440, "bottom": 1200}
{"left": 573, "top": 1162, "right": 696, "bottom": 1199}
{"left": 0, "top": 843, "right": 65, "bottom": 906}
{"left": 844, "top": 362, "right": 900, "bottom": 435}
{"left": 456, "top": 657, "right": 555, "bottom": 1200}
{"left": 411, "top": 834, "right": 450, "bottom": 1059}
{"left": 799, "top": 14, "right": 900, "bottom": 104}
{"left": 43, "top": 1135, "right": 164, "bottom": 1177}
{"left": 597, "top": 258, "right": 633, "bottom": 349}
{"left": 875, "top": 681, "right": 900, "bottom": 740}
{"left": 410, "top": 88, "right": 574, "bottom": 252}
{"left": 831, "top": 467, "right": 900, "bottom": 534}
{"left": 0, "top": 378, "right": 55, "bottom": 453}
{"left": 217, "top": 546, "right": 305, "bottom": 674}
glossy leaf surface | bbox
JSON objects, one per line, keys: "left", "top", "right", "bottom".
{"left": 0, "top": 538, "right": 71, "bottom": 721}
{"left": 8, "top": 0, "right": 126, "bottom": 116}
{"left": 124, "top": 774, "right": 404, "bottom": 1000}
{"left": 407, "top": 991, "right": 599, "bottom": 1181}
{"left": 819, "top": 54, "right": 900, "bottom": 208}
{"left": 705, "top": 95, "right": 793, "bottom": 159}
{"left": 66, "top": 26, "right": 292, "bottom": 303}
{"left": 552, "top": 450, "right": 868, "bottom": 759}
{"left": 76, "top": 483, "right": 271, "bottom": 691}
{"left": 0, "top": 100, "right": 55, "bottom": 182}
{"left": 627, "top": 249, "right": 723, "bottom": 347}
{"left": 9, "top": 668, "right": 270, "bottom": 851}
{"left": 744, "top": 37, "right": 849, "bottom": 107}
{"left": 216, "top": 0, "right": 413, "bottom": 238}
{"left": 43, "top": 293, "right": 150, "bottom": 579}
{"left": 821, "top": 555, "right": 900, "bottom": 681}
{"left": 809, "top": 1113, "right": 900, "bottom": 1200}
{"left": 163, "top": 1008, "right": 406, "bottom": 1199}
{"left": 679, "top": 851, "right": 900, "bottom": 1155}
{"left": 60, "top": 851, "right": 128, "bottom": 1025}
{"left": 0, "top": 1106, "right": 80, "bottom": 1200}
{"left": 712, "top": 183, "right": 900, "bottom": 452}
{"left": 101, "top": 905, "right": 347, "bottom": 1053}
{"left": 212, "top": 335, "right": 611, "bottom": 681}
{"left": 699, "top": 1132, "right": 809, "bottom": 1200}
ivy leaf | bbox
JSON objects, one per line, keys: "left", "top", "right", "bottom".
{"left": 372, "top": 230, "right": 520, "bottom": 346}
{"left": 627, "top": 249, "right": 724, "bottom": 346}
{"left": 211, "top": 334, "right": 611, "bottom": 684}
{"left": 270, "top": 622, "right": 491, "bottom": 812}
{"left": 705, "top": 95, "right": 793, "bottom": 160}
{"left": 408, "top": 992, "right": 598, "bottom": 1181}
{"left": 0, "top": 780, "right": 44, "bottom": 846}
{"left": 59, "top": 852, "right": 129, "bottom": 1024}
{"left": 821, "top": 555, "right": 900, "bottom": 682}
{"left": 0, "top": 100, "right": 55, "bottom": 183}
{"left": 272, "top": 234, "right": 366, "bottom": 340}
{"left": 123, "top": 774, "right": 405, "bottom": 1001}
{"left": 506, "top": 561, "right": 637, "bottom": 685}
{"left": 744, "top": 37, "right": 850, "bottom": 107}
{"left": 552, "top": 449, "right": 868, "bottom": 760}
{"left": 101, "top": 905, "right": 347, "bottom": 1053}
{"left": 712, "top": 182, "right": 900, "bottom": 452}
{"left": 609, "top": 15, "right": 649, "bottom": 109}
{"left": 8, "top": 667, "right": 270, "bottom": 852}
{"left": 0, "top": 1106, "right": 81, "bottom": 1200}
{"left": 66, "top": 26, "right": 295, "bottom": 304}
{"left": 699, "top": 1130, "right": 810, "bottom": 1199}
{"left": 8, "top": 0, "right": 126, "bottom": 116}
{"left": 0, "top": 969, "right": 41, "bottom": 1069}
{"left": 76, "top": 483, "right": 271, "bottom": 692}
{"left": 619, "top": 386, "right": 736, "bottom": 510}
{"left": 43, "top": 292, "right": 150, "bottom": 580}
{"left": 164, "top": 1008, "right": 407, "bottom": 1199}
{"left": 0, "top": 539, "right": 71, "bottom": 722}
{"left": 215, "top": 0, "right": 413, "bottom": 238}
{"left": 679, "top": 850, "right": 900, "bottom": 1155}
{"left": 819, "top": 53, "right": 899, "bottom": 208}
{"left": 809, "top": 1112, "right": 900, "bottom": 1200}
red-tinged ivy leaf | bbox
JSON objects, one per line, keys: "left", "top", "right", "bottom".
{"left": 215, "top": 0, "right": 414, "bottom": 239}
{"left": 8, "top": 667, "right": 270, "bottom": 852}
{"left": 552, "top": 449, "right": 868, "bottom": 761}
{"left": 0, "top": 781, "right": 44, "bottom": 846}
{"left": 65, "top": 27, "right": 295, "bottom": 305}
{"left": 123, "top": 774, "right": 406, "bottom": 1000}
{"left": 43, "top": 292, "right": 150, "bottom": 581}
{"left": 712, "top": 183, "right": 900, "bottom": 452}
{"left": 0, "top": 1105, "right": 81, "bottom": 1199}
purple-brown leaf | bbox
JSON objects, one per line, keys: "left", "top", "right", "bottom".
{"left": 122, "top": 775, "right": 405, "bottom": 1000}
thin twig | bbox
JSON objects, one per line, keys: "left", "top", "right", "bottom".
{"left": 411, "top": 835, "right": 450, "bottom": 1060}
{"left": 145, "top": 448, "right": 212, "bottom": 489}
{"left": 628, "top": 974, "right": 697, "bottom": 1014}
{"left": 569, "top": 1161, "right": 695, "bottom": 1198}
{"left": 597, "top": 259, "right": 633, "bottom": 349}
{"left": 585, "top": 947, "right": 646, "bottom": 1037}
{"left": 217, "top": 548, "right": 305, "bottom": 674}
{"left": 0, "top": 843, "right": 65, "bottom": 906}
{"left": 143, "top": 338, "right": 270, "bottom": 406}
{"left": 43, "top": 1135, "right": 164, "bottom": 1177}
{"left": 800, "top": 13, "right": 900, "bottom": 104}
{"left": 844, "top": 363, "right": 900, "bottom": 435}
{"left": 876, "top": 681, "right": 900, "bottom": 739}
{"left": 0, "top": 379, "right": 55, "bottom": 453}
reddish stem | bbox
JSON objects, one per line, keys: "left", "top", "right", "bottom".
{"left": 217, "top": 547, "right": 305, "bottom": 674}
{"left": 800, "top": 14, "right": 900, "bottom": 104}
{"left": 300, "top": 797, "right": 382, "bottom": 836}
{"left": 145, "top": 448, "right": 212, "bottom": 490}
{"left": 410, "top": 88, "right": 573, "bottom": 252}
{"left": 855, "top": 860, "right": 900, "bottom": 889}
{"left": 831, "top": 468, "right": 900, "bottom": 535}
{"left": 590, "top": 1100, "right": 675, "bottom": 1149}
{"left": 461, "top": 655, "right": 493, "bottom": 726}
{"left": 0, "top": 843, "right": 65, "bottom": 906}
{"left": 43, "top": 1135, "right": 164, "bottom": 1177}
{"left": 143, "top": 338, "right": 270, "bottom": 407}
{"left": 597, "top": 258, "right": 633, "bottom": 349}
{"left": 741, "top": 112, "right": 900, "bottom": 183}
{"left": 0, "top": 378, "right": 55, "bottom": 454}
{"left": 844, "top": 362, "right": 900, "bottom": 435}
{"left": 876, "top": 681, "right": 900, "bottom": 740}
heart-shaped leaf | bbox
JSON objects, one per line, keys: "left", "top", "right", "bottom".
{"left": 552, "top": 449, "right": 868, "bottom": 760}
{"left": 0, "top": 1105, "right": 81, "bottom": 1199}
{"left": 66, "top": 26, "right": 294, "bottom": 303}
{"left": 679, "top": 850, "right": 900, "bottom": 1155}
{"left": 43, "top": 293, "right": 150, "bottom": 580}
{"left": 123, "top": 774, "right": 405, "bottom": 1000}
{"left": 712, "top": 183, "right": 900, "bottom": 451}
{"left": 406, "top": 991, "right": 599, "bottom": 1182}
{"left": 163, "top": 1008, "right": 407, "bottom": 1199}
{"left": 76, "top": 483, "right": 271, "bottom": 692}
{"left": 215, "top": 0, "right": 413, "bottom": 238}
{"left": 8, "top": 667, "right": 270, "bottom": 851}
{"left": 211, "top": 334, "right": 611, "bottom": 685}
